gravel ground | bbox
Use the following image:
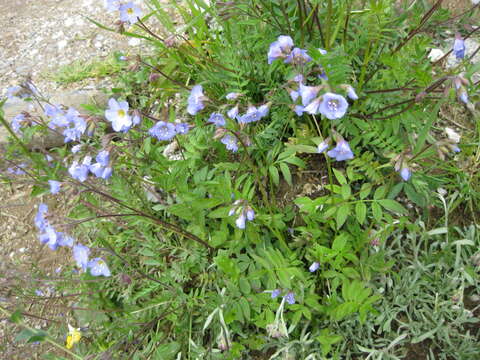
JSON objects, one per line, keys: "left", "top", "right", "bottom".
{"left": 0, "top": 0, "right": 151, "bottom": 95}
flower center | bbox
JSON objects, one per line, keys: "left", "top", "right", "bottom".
{"left": 327, "top": 99, "right": 339, "bottom": 111}
{"left": 117, "top": 109, "right": 126, "bottom": 117}
{"left": 159, "top": 126, "right": 169, "bottom": 136}
{"left": 127, "top": 8, "right": 134, "bottom": 15}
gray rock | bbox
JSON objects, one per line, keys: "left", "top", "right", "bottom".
{"left": 0, "top": 88, "right": 108, "bottom": 149}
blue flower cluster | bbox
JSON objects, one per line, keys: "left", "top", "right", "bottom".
{"left": 35, "top": 204, "right": 110, "bottom": 277}
{"left": 270, "top": 288, "right": 296, "bottom": 305}
{"left": 317, "top": 137, "right": 354, "bottom": 161}
{"left": 68, "top": 149, "right": 113, "bottom": 182}
{"left": 186, "top": 85, "right": 270, "bottom": 152}
{"left": 45, "top": 105, "right": 89, "bottom": 143}
{"left": 148, "top": 121, "right": 190, "bottom": 141}
{"left": 266, "top": 35, "right": 358, "bottom": 160}
{"left": 228, "top": 200, "right": 255, "bottom": 229}
{"left": 35, "top": 204, "right": 73, "bottom": 250}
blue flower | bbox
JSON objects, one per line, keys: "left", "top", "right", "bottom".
{"left": 96, "top": 150, "right": 110, "bottom": 167}
{"left": 208, "top": 112, "right": 226, "bottom": 127}
{"left": 63, "top": 112, "right": 86, "bottom": 142}
{"left": 175, "top": 123, "right": 190, "bottom": 135}
{"left": 293, "top": 74, "right": 304, "bottom": 83}
{"left": 87, "top": 258, "right": 111, "bottom": 277}
{"left": 246, "top": 208, "right": 255, "bottom": 221}
{"left": 7, "top": 163, "right": 27, "bottom": 175}
{"left": 267, "top": 35, "right": 294, "bottom": 64}
{"left": 226, "top": 92, "right": 241, "bottom": 100}
{"left": 227, "top": 106, "right": 239, "bottom": 120}
{"left": 294, "top": 105, "right": 305, "bottom": 116}
{"left": 317, "top": 140, "right": 329, "bottom": 153}
{"left": 73, "top": 244, "right": 90, "bottom": 271}
{"left": 58, "top": 235, "right": 74, "bottom": 247}
{"left": 289, "top": 90, "right": 299, "bottom": 102}
{"left": 318, "top": 71, "right": 328, "bottom": 81}
{"left": 89, "top": 163, "right": 104, "bottom": 177}
{"left": 221, "top": 134, "right": 239, "bottom": 152}
{"left": 71, "top": 144, "right": 82, "bottom": 154}
{"left": 237, "top": 105, "right": 269, "bottom": 124}
{"left": 453, "top": 36, "right": 465, "bottom": 59}
{"left": 48, "top": 180, "right": 61, "bottom": 194}
{"left": 105, "top": 98, "right": 132, "bottom": 132}
{"left": 235, "top": 213, "right": 246, "bottom": 229}
{"left": 149, "top": 121, "right": 177, "bottom": 141}
{"left": 285, "top": 48, "right": 312, "bottom": 65}
{"left": 132, "top": 113, "right": 141, "bottom": 125}
{"left": 258, "top": 104, "right": 270, "bottom": 118}
{"left": 90, "top": 163, "right": 113, "bottom": 180}
{"left": 284, "top": 292, "right": 295, "bottom": 305}
{"left": 11, "top": 114, "right": 26, "bottom": 134}
{"left": 319, "top": 93, "right": 349, "bottom": 120}
{"left": 35, "top": 204, "right": 49, "bottom": 231}
{"left": 68, "top": 157, "right": 91, "bottom": 182}
{"left": 327, "top": 140, "right": 354, "bottom": 161}
{"left": 298, "top": 84, "right": 320, "bottom": 106}
{"left": 303, "top": 97, "right": 322, "bottom": 114}
{"left": 187, "top": 85, "right": 205, "bottom": 115}
{"left": 399, "top": 167, "right": 411, "bottom": 181}
{"left": 39, "top": 226, "right": 60, "bottom": 250}
{"left": 119, "top": 2, "right": 142, "bottom": 24}
{"left": 458, "top": 90, "right": 469, "bottom": 104}
{"left": 346, "top": 86, "right": 358, "bottom": 100}
{"left": 271, "top": 289, "right": 281, "bottom": 299}
{"left": 101, "top": 167, "right": 113, "bottom": 180}
{"left": 309, "top": 262, "right": 320, "bottom": 272}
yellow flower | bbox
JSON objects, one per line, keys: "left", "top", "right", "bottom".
{"left": 66, "top": 324, "right": 81, "bottom": 349}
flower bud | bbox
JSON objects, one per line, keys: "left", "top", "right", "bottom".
{"left": 149, "top": 73, "right": 161, "bottom": 82}
{"left": 164, "top": 35, "right": 177, "bottom": 48}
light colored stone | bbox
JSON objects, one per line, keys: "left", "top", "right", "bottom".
{"left": 428, "top": 48, "right": 445, "bottom": 62}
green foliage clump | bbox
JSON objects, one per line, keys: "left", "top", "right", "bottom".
{"left": 2, "top": 0, "right": 480, "bottom": 359}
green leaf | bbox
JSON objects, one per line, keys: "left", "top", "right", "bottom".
{"left": 15, "top": 329, "right": 48, "bottom": 343}
{"left": 355, "top": 202, "right": 367, "bottom": 225}
{"left": 152, "top": 342, "right": 181, "bottom": 360}
{"left": 279, "top": 162, "right": 292, "bottom": 186}
{"left": 238, "top": 277, "right": 251, "bottom": 295}
{"left": 336, "top": 204, "right": 350, "bottom": 229}
{"left": 208, "top": 206, "right": 231, "bottom": 218}
{"left": 359, "top": 183, "right": 372, "bottom": 199}
{"left": 239, "top": 297, "right": 251, "bottom": 321}
{"left": 377, "top": 199, "right": 408, "bottom": 215}
{"left": 269, "top": 165, "right": 279, "bottom": 186}
{"left": 373, "top": 185, "right": 387, "bottom": 200}
{"left": 333, "top": 168, "right": 347, "bottom": 185}
{"left": 340, "top": 184, "right": 352, "bottom": 200}
{"left": 10, "top": 310, "right": 23, "bottom": 324}
{"left": 332, "top": 234, "right": 348, "bottom": 251}
{"left": 371, "top": 202, "right": 383, "bottom": 222}
{"left": 404, "top": 183, "right": 426, "bottom": 207}
{"left": 215, "top": 254, "right": 238, "bottom": 279}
